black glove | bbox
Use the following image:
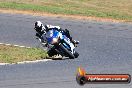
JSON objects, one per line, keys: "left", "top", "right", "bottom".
{"left": 36, "top": 33, "right": 41, "bottom": 38}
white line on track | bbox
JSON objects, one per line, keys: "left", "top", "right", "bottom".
{"left": 5, "top": 44, "right": 11, "bottom": 46}
{"left": 0, "top": 59, "right": 52, "bottom": 65}
{"left": 0, "top": 42, "right": 31, "bottom": 48}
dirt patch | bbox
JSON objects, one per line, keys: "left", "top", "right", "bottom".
{"left": 0, "top": 9, "right": 126, "bottom": 23}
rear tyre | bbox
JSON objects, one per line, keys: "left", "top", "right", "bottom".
{"left": 59, "top": 44, "right": 75, "bottom": 59}
{"left": 47, "top": 48, "right": 57, "bottom": 57}
{"left": 47, "top": 50, "right": 54, "bottom": 57}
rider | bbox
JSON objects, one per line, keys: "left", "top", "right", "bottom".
{"left": 34, "top": 21, "right": 79, "bottom": 46}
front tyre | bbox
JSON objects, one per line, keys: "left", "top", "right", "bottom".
{"left": 59, "top": 44, "right": 75, "bottom": 59}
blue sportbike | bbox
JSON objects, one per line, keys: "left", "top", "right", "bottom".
{"left": 45, "top": 28, "right": 79, "bottom": 59}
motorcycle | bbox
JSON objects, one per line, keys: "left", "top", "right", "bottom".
{"left": 44, "top": 28, "right": 79, "bottom": 59}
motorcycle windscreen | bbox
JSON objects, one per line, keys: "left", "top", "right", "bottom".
{"left": 46, "top": 29, "right": 59, "bottom": 44}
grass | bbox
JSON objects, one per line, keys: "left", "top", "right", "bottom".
{"left": 0, "top": 44, "right": 48, "bottom": 63}
{"left": 0, "top": 0, "right": 132, "bottom": 21}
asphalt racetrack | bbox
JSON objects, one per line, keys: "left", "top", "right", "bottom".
{"left": 0, "top": 13, "right": 132, "bottom": 88}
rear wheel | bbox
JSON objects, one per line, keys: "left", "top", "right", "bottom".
{"left": 47, "top": 48, "right": 58, "bottom": 57}
{"left": 59, "top": 44, "right": 75, "bottom": 59}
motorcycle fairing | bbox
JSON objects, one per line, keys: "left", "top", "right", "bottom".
{"left": 46, "top": 28, "right": 75, "bottom": 54}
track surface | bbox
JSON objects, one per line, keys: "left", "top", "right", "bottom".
{"left": 0, "top": 13, "right": 132, "bottom": 88}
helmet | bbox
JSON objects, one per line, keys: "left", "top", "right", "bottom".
{"left": 34, "top": 21, "right": 43, "bottom": 32}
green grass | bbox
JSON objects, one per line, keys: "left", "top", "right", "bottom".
{"left": 0, "top": 45, "right": 48, "bottom": 63}
{"left": 0, "top": 0, "right": 132, "bottom": 21}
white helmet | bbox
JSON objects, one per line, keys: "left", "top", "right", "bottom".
{"left": 34, "top": 21, "right": 43, "bottom": 31}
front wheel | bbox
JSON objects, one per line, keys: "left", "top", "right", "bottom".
{"left": 59, "top": 44, "right": 75, "bottom": 59}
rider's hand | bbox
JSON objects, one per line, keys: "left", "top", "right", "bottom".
{"left": 36, "top": 33, "right": 40, "bottom": 37}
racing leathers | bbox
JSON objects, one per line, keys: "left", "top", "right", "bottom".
{"left": 34, "top": 24, "right": 79, "bottom": 46}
